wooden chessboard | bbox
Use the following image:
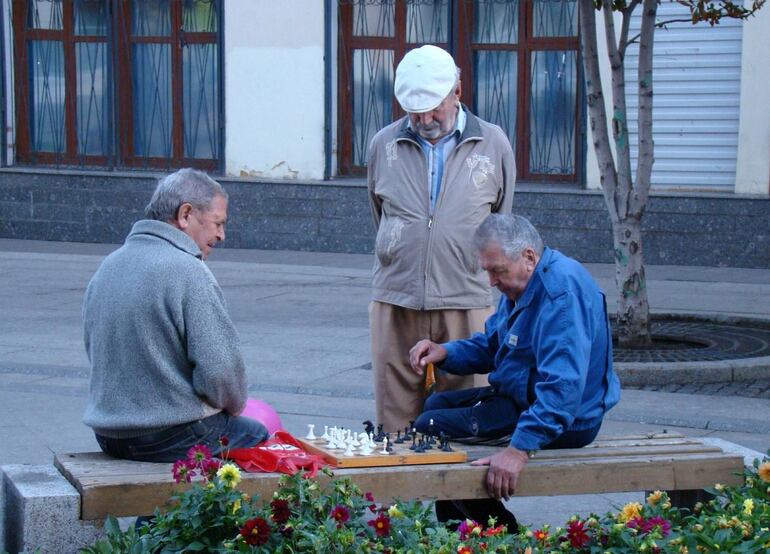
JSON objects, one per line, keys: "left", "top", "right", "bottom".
{"left": 298, "top": 436, "right": 468, "bottom": 468}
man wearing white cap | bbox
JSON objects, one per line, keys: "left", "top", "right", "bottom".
{"left": 367, "top": 45, "right": 515, "bottom": 436}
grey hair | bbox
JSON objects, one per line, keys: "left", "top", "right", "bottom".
{"left": 473, "top": 214, "right": 544, "bottom": 260}
{"left": 145, "top": 168, "right": 227, "bottom": 222}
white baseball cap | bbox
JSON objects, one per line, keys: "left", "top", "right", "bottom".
{"left": 394, "top": 45, "right": 457, "bottom": 113}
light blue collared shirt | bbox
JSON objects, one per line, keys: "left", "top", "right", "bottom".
{"left": 411, "top": 107, "right": 466, "bottom": 213}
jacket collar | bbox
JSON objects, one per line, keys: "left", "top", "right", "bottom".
{"left": 128, "top": 219, "right": 203, "bottom": 259}
{"left": 512, "top": 247, "right": 555, "bottom": 312}
{"left": 395, "top": 104, "right": 483, "bottom": 144}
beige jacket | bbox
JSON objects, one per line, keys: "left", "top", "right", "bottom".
{"left": 367, "top": 107, "right": 515, "bottom": 310}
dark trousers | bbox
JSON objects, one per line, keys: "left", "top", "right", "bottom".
{"left": 415, "top": 386, "right": 602, "bottom": 530}
{"left": 95, "top": 411, "right": 268, "bottom": 463}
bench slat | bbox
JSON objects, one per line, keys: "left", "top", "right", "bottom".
{"left": 57, "top": 446, "right": 744, "bottom": 521}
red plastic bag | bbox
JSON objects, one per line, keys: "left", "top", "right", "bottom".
{"left": 223, "top": 431, "right": 328, "bottom": 477}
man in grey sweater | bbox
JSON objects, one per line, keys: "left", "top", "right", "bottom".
{"left": 82, "top": 168, "right": 267, "bottom": 462}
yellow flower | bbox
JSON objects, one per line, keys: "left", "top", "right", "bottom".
{"left": 231, "top": 499, "right": 241, "bottom": 514}
{"left": 618, "top": 502, "right": 643, "bottom": 523}
{"left": 714, "top": 483, "right": 724, "bottom": 491}
{"left": 743, "top": 498, "right": 754, "bottom": 515}
{"left": 679, "top": 547, "right": 689, "bottom": 554}
{"left": 758, "top": 462, "right": 770, "bottom": 483}
{"left": 387, "top": 504, "right": 404, "bottom": 518}
{"left": 646, "top": 490, "right": 663, "bottom": 507}
{"left": 216, "top": 463, "right": 242, "bottom": 489}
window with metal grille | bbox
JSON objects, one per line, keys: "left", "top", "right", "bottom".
{"left": 11, "top": 0, "right": 221, "bottom": 170}
{"left": 337, "top": 0, "right": 581, "bottom": 183}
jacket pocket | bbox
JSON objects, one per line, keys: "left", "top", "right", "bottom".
{"left": 374, "top": 216, "right": 405, "bottom": 267}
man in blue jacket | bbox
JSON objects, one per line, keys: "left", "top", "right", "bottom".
{"left": 409, "top": 214, "right": 620, "bottom": 528}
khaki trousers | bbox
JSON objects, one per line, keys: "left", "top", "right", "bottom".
{"left": 369, "top": 301, "right": 492, "bottom": 433}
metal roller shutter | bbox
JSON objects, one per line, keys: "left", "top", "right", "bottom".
{"left": 625, "top": 2, "right": 743, "bottom": 191}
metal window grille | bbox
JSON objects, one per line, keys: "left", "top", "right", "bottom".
{"left": 10, "top": 0, "right": 222, "bottom": 170}
{"left": 337, "top": 0, "right": 581, "bottom": 183}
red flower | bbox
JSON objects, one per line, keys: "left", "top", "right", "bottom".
{"left": 368, "top": 513, "right": 391, "bottom": 537}
{"left": 533, "top": 528, "right": 549, "bottom": 542}
{"left": 365, "top": 491, "right": 375, "bottom": 502}
{"left": 330, "top": 505, "right": 350, "bottom": 528}
{"left": 186, "top": 444, "right": 212, "bottom": 467}
{"left": 171, "top": 459, "right": 194, "bottom": 483}
{"left": 200, "top": 458, "right": 221, "bottom": 481}
{"left": 280, "top": 524, "right": 293, "bottom": 538}
{"left": 641, "top": 516, "right": 671, "bottom": 537}
{"left": 566, "top": 519, "right": 590, "bottom": 548}
{"left": 457, "top": 546, "right": 472, "bottom": 554}
{"left": 218, "top": 435, "right": 229, "bottom": 447}
{"left": 482, "top": 524, "right": 506, "bottom": 537}
{"left": 626, "top": 516, "right": 644, "bottom": 531}
{"left": 368, "top": 503, "right": 377, "bottom": 513}
{"left": 239, "top": 517, "right": 271, "bottom": 546}
{"left": 271, "top": 499, "right": 291, "bottom": 524}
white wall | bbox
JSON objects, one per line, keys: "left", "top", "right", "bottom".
{"left": 224, "top": 0, "right": 326, "bottom": 180}
{"left": 734, "top": 1, "right": 770, "bottom": 194}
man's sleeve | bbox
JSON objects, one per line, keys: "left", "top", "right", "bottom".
{"left": 509, "top": 292, "right": 591, "bottom": 451}
{"left": 492, "top": 129, "right": 515, "bottom": 215}
{"left": 439, "top": 309, "right": 501, "bottom": 375}
{"left": 184, "top": 269, "right": 248, "bottom": 415}
{"left": 367, "top": 137, "right": 383, "bottom": 229}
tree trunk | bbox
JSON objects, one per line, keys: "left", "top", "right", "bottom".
{"left": 612, "top": 217, "right": 651, "bottom": 347}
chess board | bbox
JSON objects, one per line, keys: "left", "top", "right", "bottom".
{"left": 298, "top": 436, "right": 467, "bottom": 468}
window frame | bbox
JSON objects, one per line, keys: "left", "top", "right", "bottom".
{"left": 11, "top": 0, "right": 223, "bottom": 170}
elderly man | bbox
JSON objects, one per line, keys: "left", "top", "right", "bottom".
{"left": 82, "top": 168, "right": 267, "bottom": 462}
{"left": 368, "top": 45, "right": 515, "bottom": 433}
{"left": 409, "top": 214, "right": 620, "bottom": 527}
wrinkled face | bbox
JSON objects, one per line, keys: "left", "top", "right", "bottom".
{"left": 479, "top": 241, "right": 539, "bottom": 301}
{"left": 180, "top": 195, "right": 228, "bottom": 259}
{"left": 408, "top": 82, "right": 461, "bottom": 144}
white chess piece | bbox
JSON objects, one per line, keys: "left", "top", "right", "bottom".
{"left": 360, "top": 442, "right": 373, "bottom": 455}
{"left": 344, "top": 441, "right": 355, "bottom": 457}
{"left": 305, "top": 424, "right": 316, "bottom": 440}
{"left": 380, "top": 436, "right": 389, "bottom": 455}
{"left": 321, "top": 425, "right": 330, "bottom": 441}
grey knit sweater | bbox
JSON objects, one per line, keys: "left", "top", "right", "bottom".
{"left": 82, "top": 220, "right": 247, "bottom": 438}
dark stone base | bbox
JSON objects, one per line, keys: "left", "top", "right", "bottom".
{"left": 1, "top": 168, "right": 768, "bottom": 268}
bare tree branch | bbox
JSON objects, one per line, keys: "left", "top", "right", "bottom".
{"left": 618, "top": 0, "right": 642, "bottom": 57}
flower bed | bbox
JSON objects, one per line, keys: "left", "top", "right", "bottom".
{"left": 82, "top": 444, "right": 770, "bottom": 553}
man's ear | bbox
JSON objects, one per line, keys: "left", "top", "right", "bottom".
{"left": 523, "top": 247, "right": 538, "bottom": 270}
{"left": 174, "top": 203, "right": 194, "bottom": 230}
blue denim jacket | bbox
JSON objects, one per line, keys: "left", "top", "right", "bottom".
{"left": 440, "top": 247, "right": 621, "bottom": 451}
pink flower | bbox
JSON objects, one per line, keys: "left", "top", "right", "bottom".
{"left": 200, "top": 458, "right": 221, "bottom": 480}
{"left": 186, "top": 444, "right": 212, "bottom": 467}
{"left": 365, "top": 491, "right": 375, "bottom": 502}
{"left": 172, "top": 459, "right": 195, "bottom": 483}
{"left": 457, "top": 519, "right": 482, "bottom": 540}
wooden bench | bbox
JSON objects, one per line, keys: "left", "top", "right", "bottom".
{"left": 54, "top": 432, "right": 744, "bottom": 521}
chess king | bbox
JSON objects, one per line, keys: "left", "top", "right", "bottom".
{"left": 408, "top": 214, "right": 621, "bottom": 531}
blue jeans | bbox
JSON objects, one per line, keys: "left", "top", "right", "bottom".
{"left": 415, "top": 386, "right": 601, "bottom": 447}
{"left": 95, "top": 412, "right": 268, "bottom": 462}
{"left": 418, "top": 386, "right": 602, "bottom": 529}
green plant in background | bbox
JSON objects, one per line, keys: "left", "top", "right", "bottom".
{"left": 81, "top": 447, "right": 770, "bottom": 553}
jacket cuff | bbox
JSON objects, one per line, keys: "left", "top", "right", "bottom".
{"left": 509, "top": 427, "right": 546, "bottom": 452}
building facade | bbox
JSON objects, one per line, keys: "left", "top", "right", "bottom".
{"left": 1, "top": 0, "right": 768, "bottom": 266}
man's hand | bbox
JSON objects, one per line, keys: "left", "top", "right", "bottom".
{"left": 408, "top": 340, "right": 447, "bottom": 374}
{"left": 471, "top": 447, "right": 529, "bottom": 500}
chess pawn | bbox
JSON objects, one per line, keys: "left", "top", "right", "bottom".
{"left": 380, "top": 437, "right": 389, "bottom": 455}
{"left": 321, "top": 425, "right": 330, "bottom": 441}
{"left": 305, "top": 424, "right": 316, "bottom": 440}
{"left": 344, "top": 441, "right": 356, "bottom": 457}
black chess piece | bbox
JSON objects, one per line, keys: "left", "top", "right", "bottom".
{"left": 386, "top": 441, "right": 393, "bottom": 453}
{"left": 415, "top": 438, "right": 426, "bottom": 453}
{"left": 363, "top": 420, "right": 375, "bottom": 436}
{"left": 422, "top": 433, "right": 433, "bottom": 450}
{"left": 403, "top": 426, "right": 411, "bottom": 440}
{"left": 394, "top": 430, "right": 404, "bottom": 444}
{"left": 409, "top": 431, "right": 418, "bottom": 450}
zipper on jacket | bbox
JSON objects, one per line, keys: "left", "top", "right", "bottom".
{"left": 428, "top": 216, "right": 433, "bottom": 229}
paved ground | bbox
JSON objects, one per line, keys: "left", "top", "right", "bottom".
{"left": 1, "top": 237, "right": 769, "bottom": 529}
{"left": 628, "top": 379, "right": 770, "bottom": 399}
